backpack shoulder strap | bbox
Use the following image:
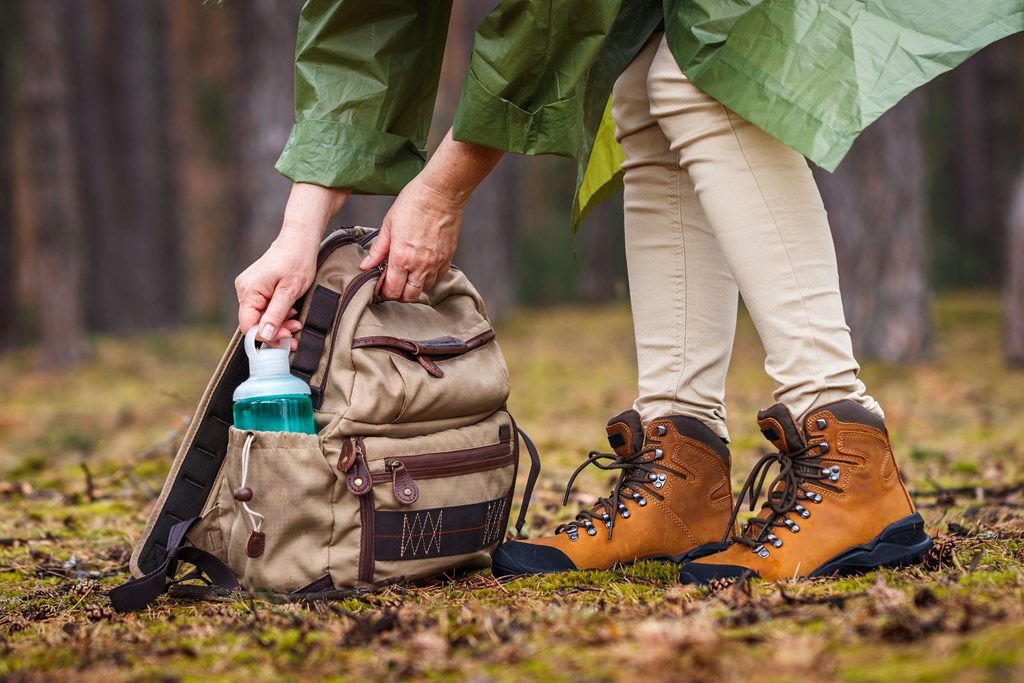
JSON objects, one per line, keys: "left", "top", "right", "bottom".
{"left": 128, "top": 331, "right": 247, "bottom": 578}
{"left": 111, "top": 517, "right": 239, "bottom": 613}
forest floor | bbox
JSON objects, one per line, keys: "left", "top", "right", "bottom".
{"left": 1, "top": 292, "right": 1023, "bottom": 682}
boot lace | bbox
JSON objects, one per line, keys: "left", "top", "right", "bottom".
{"left": 724, "top": 439, "right": 842, "bottom": 556}
{"left": 554, "top": 446, "right": 686, "bottom": 540}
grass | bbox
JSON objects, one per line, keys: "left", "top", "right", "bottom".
{"left": 1, "top": 292, "right": 1023, "bottom": 682}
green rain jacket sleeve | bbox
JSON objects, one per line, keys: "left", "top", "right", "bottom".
{"left": 452, "top": 0, "right": 620, "bottom": 157}
{"left": 275, "top": 0, "right": 453, "bottom": 195}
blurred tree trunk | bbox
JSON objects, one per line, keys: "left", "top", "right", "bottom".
{"left": 948, "top": 37, "right": 1023, "bottom": 287}
{"left": 1006, "top": 171, "right": 1024, "bottom": 366}
{"left": 165, "top": 0, "right": 233, "bottom": 322}
{"left": 815, "top": 91, "right": 931, "bottom": 363}
{"left": 230, "top": 0, "right": 299, "bottom": 281}
{"left": 576, "top": 195, "right": 625, "bottom": 304}
{"left": 74, "top": 0, "right": 182, "bottom": 331}
{"left": 458, "top": 158, "right": 521, "bottom": 318}
{"left": 444, "top": 1, "right": 518, "bottom": 319}
{"left": 0, "top": 2, "right": 14, "bottom": 351}
{"left": 19, "top": 1, "right": 88, "bottom": 365}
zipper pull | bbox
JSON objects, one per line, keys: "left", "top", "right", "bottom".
{"left": 346, "top": 438, "right": 372, "bottom": 496}
{"left": 388, "top": 460, "right": 419, "bottom": 504}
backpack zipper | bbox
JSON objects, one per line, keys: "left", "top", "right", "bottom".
{"left": 368, "top": 442, "right": 514, "bottom": 504}
{"left": 316, "top": 266, "right": 383, "bottom": 402}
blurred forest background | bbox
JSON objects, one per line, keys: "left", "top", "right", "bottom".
{"left": 1, "top": 1, "right": 1023, "bottom": 369}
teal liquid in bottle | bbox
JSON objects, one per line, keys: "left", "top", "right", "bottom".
{"left": 232, "top": 326, "right": 316, "bottom": 434}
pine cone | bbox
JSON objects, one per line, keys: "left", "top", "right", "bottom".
{"left": 69, "top": 579, "right": 102, "bottom": 597}
{"left": 922, "top": 537, "right": 957, "bottom": 571}
{"left": 83, "top": 605, "right": 113, "bottom": 622}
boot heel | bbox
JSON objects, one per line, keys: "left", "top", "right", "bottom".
{"left": 811, "top": 512, "right": 933, "bottom": 577}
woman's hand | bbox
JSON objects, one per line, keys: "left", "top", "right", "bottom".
{"left": 362, "top": 176, "right": 466, "bottom": 301}
{"left": 235, "top": 183, "right": 349, "bottom": 346}
{"left": 360, "top": 129, "right": 504, "bottom": 301}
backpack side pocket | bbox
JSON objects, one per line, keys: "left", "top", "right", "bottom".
{"left": 220, "top": 427, "right": 342, "bottom": 593}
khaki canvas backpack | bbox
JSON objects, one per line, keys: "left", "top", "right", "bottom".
{"left": 111, "top": 227, "right": 539, "bottom": 612}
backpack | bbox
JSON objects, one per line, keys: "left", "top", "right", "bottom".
{"left": 110, "top": 227, "right": 539, "bottom": 612}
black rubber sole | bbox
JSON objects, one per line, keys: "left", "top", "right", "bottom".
{"left": 492, "top": 540, "right": 729, "bottom": 578}
{"left": 652, "top": 541, "right": 731, "bottom": 566}
{"left": 810, "top": 511, "right": 932, "bottom": 577}
{"left": 679, "top": 512, "right": 932, "bottom": 585}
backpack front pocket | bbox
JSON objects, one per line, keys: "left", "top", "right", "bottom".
{"left": 349, "top": 411, "right": 517, "bottom": 582}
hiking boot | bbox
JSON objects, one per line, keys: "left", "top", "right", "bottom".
{"left": 679, "top": 400, "right": 932, "bottom": 584}
{"left": 492, "top": 409, "right": 734, "bottom": 576}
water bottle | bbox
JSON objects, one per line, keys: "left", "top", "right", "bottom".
{"left": 232, "top": 326, "right": 316, "bottom": 434}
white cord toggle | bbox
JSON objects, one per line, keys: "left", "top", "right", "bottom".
{"left": 240, "top": 432, "right": 264, "bottom": 533}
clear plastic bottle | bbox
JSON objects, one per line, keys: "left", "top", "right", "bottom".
{"left": 232, "top": 326, "right": 315, "bottom": 434}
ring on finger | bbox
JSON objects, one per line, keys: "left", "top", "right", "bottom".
{"left": 407, "top": 280, "right": 424, "bottom": 289}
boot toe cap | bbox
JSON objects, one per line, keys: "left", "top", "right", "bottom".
{"left": 491, "top": 541, "right": 579, "bottom": 577}
{"left": 679, "top": 561, "right": 758, "bottom": 585}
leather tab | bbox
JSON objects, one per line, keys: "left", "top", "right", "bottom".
{"left": 416, "top": 355, "right": 444, "bottom": 378}
{"left": 756, "top": 403, "right": 805, "bottom": 453}
{"left": 246, "top": 531, "right": 265, "bottom": 558}
{"left": 337, "top": 437, "right": 357, "bottom": 472}
{"left": 347, "top": 445, "right": 372, "bottom": 496}
{"left": 606, "top": 409, "right": 643, "bottom": 457}
{"left": 389, "top": 462, "right": 419, "bottom": 504}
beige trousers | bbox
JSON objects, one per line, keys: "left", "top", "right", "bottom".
{"left": 612, "top": 35, "right": 881, "bottom": 440}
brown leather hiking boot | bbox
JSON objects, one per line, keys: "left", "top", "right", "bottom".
{"left": 492, "top": 410, "right": 734, "bottom": 576}
{"left": 679, "top": 400, "right": 932, "bottom": 584}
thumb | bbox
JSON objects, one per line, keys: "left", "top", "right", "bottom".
{"left": 360, "top": 226, "right": 391, "bottom": 269}
{"left": 257, "top": 288, "right": 298, "bottom": 342}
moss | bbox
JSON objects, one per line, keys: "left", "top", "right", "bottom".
{"left": 2, "top": 304, "right": 1024, "bottom": 682}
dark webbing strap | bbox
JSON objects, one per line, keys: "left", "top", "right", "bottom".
{"left": 514, "top": 428, "right": 542, "bottom": 537}
{"left": 373, "top": 497, "right": 509, "bottom": 561}
{"left": 110, "top": 518, "right": 239, "bottom": 613}
{"left": 291, "top": 284, "right": 341, "bottom": 383}
{"left": 134, "top": 341, "right": 248, "bottom": 576}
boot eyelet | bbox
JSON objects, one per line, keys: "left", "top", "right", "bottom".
{"left": 784, "top": 519, "right": 800, "bottom": 533}
{"left": 656, "top": 425, "right": 667, "bottom": 436}
{"left": 657, "top": 473, "right": 667, "bottom": 481}
{"left": 813, "top": 493, "right": 823, "bottom": 503}
{"left": 568, "top": 533, "right": 579, "bottom": 542}
{"left": 654, "top": 480, "right": 664, "bottom": 489}
{"left": 817, "top": 442, "right": 830, "bottom": 455}
{"left": 654, "top": 449, "right": 664, "bottom": 459}
{"left": 605, "top": 521, "right": 611, "bottom": 528}
{"left": 753, "top": 544, "right": 770, "bottom": 558}
{"left": 586, "top": 527, "right": 597, "bottom": 536}
{"left": 649, "top": 473, "right": 658, "bottom": 481}
{"left": 816, "top": 418, "right": 827, "bottom": 429}
{"left": 637, "top": 497, "right": 647, "bottom": 507}
{"left": 621, "top": 510, "right": 630, "bottom": 519}
{"left": 766, "top": 534, "right": 782, "bottom": 548}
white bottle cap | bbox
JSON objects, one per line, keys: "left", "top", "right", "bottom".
{"left": 232, "top": 326, "right": 312, "bottom": 401}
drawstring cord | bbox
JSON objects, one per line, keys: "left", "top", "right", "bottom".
{"left": 239, "top": 432, "right": 264, "bottom": 534}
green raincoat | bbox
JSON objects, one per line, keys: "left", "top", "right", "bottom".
{"left": 276, "top": 0, "right": 1023, "bottom": 228}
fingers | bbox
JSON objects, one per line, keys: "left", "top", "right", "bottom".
{"left": 360, "top": 226, "right": 390, "bottom": 270}
{"left": 258, "top": 290, "right": 301, "bottom": 342}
